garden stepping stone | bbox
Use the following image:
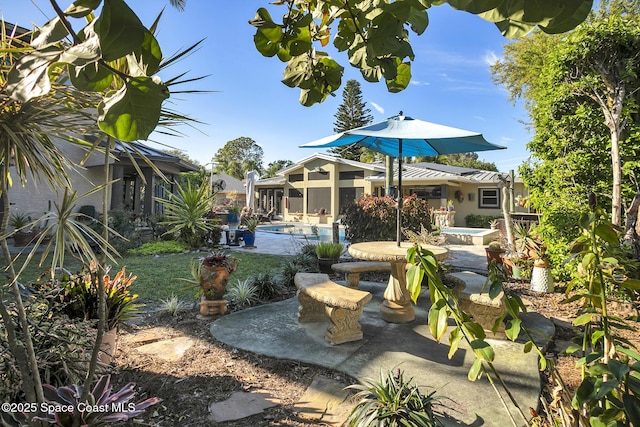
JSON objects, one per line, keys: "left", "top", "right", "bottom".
{"left": 294, "top": 375, "right": 352, "bottom": 425}
{"left": 134, "top": 336, "right": 195, "bottom": 362}
{"left": 208, "top": 390, "right": 280, "bottom": 422}
{"left": 125, "top": 327, "right": 177, "bottom": 345}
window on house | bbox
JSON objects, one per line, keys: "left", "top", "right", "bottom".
{"left": 288, "top": 188, "right": 303, "bottom": 213}
{"left": 288, "top": 173, "right": 303, "bottom": 182}
{"left": 479, "top": 188, "right": 500, "bottom": 208}
{"left": 408, "top": 185, "right": 442, "bottom": 199}
{"left": 308, "top": 171, "right": 330, "bottom": 180}
{"left": 307, "top": 187, "right": 331, "bottom": 214}
{"left": 339, "top": 170, "right": 364, "bottom": 180}
{"left": 339, "top": 187, "right": 364, "bottom": 213}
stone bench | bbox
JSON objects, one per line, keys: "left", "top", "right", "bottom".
{"left": 331, "top": 261, "right": 392, "bottom": 288}
{"left": 294, "top": 272, "right": 372, "bottom": 345}
{"left": 447, "top": 271, "right": 507, "bottom": 339}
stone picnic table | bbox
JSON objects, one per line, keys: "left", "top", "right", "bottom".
{"left": 348, "top": 241, "right": 449, "bottom": 323}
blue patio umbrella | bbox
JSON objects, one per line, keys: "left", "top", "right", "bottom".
{"left": 300, "top": 113, "right": 506, "bottom": 246}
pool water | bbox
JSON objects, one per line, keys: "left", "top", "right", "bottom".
{"left": 258, "top": 224, "right": 346, "bottom": 243}
{"left": 258, "top": 224, "right": 496, "bottom": 246}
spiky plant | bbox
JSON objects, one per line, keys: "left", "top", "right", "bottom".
{"left": 346, "top": 369, "right": 446, "bottom": 427}
{"left": 224, "top": 278, "right": 259, "bottom": 308}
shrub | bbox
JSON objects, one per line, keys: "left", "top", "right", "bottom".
{"left": 315, "top": 242, "right": 344, "bottom": 259}
{"left": 535, "top": 206, "right": 584, "bottom": 282}
{"left": 342, "top": 195, "right": 431, "bottom": 243}
{"left": 346, "top": 369, "right": 446, "bottom": 427}
{"left": 464, "top": 214, "right": 502, "bottom": 228}
{"left": 128, "top": 240, "right": 188, "bottom": 255}
{"left": 225, "top": 278, "right": 259, "bottom": 307}
{"left": 249, "top": 272, "right": 287, "bottom": 301}
{"left": 0, "top": 301, "right": 96, "bottom": 403}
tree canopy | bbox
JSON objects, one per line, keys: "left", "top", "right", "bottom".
{"left": 416, "top": 153, "right": 498, "bottom": 171}
{"left": 492, "top": 3, "right": 640, "bottom": 226}
{"left": 251, "top": 0, "right": 594, "bottom": 106}
{"left": 263, "top": 159, "right": 294, "bottom": 178}
{"left": 214, "top": 137, "right": 264, "bottom": 180}
{"left": 329, "top": 79, "right": 373, "bottom": 161}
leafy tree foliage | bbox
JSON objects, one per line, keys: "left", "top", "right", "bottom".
{"left": 493, "top": 4, "right": 640, "bottom": 227}
{"left": 342, "top": 195, "right": 431, "bottom": 243}
{"left": 251, "top": 0, "right": 594, "bottom": 106}
{"left": 162, "top": 149, "right": 200, "bottom": 166}
{"left": 416, "top": 153, "right": 498, "bottom": 171}
{"left": 329, "top": 79, "right": 374, "bottom": 161}
{"left": 263, "top": 159, "right": 294, "bottom": 178}
{"left": 214, "top": 137, "right": 264, "bottom": 180}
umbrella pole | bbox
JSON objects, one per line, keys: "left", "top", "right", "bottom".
{"left": 397, "top": 139, "right": 403, "bottom": 247}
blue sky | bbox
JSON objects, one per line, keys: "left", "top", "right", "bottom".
{"left": 2, "top": 1, "right": 533, "bottom": 172}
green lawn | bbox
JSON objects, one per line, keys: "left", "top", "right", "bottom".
{"left": 4, "top": 250, "right": 290, "bottom": 304}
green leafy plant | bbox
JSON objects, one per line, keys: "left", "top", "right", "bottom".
{"left": 346, "top": 369, "right": 446, "bottom": 427}
{"left": 0, "top": 302, "right": 96, "bottom": 403}
{"left": 342, "top": 195, "right": 432, "bottom": 243}
{"left": 128, "top": 240, "right": 188, "bottom": 255}
{"left": 35, "top": 266, "right": 141, "bottom": 331}
{"left": 8, "top": 211, "right": 31, "bottom": 231}
{"left": 159, "top": 294, "right": 190, "bottom": 316}
{"left": 241, "top": 215, "right": 260, "bottom": 233}
{"left": 406, "top": 246, "right": 546, "bottom": 424}
{"left": 246, "top": 272, "right": 287, "bottom": 301}
{"left": 487, "top": 241, "right": 502, "bottom": 252}
{"left": 156, "top": 181, "right": 217, "bottom": 248}
{"left": 563, "top": 207, "right": 640, "bottom": 425}
{"left": 464, "top": 214, "right": 502, "bottom": 228}
{"left": 225, "top": 278, "right": 259, "bottom": 307}
{"left": 315, "top": 241, "right": 344, "bottom": 259}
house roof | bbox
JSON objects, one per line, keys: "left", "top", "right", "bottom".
{"left": 277, "top": 152, "right": 385, "bottom": 176}
{"left": 112, "top": 141, "right": 199, "bottom": 172}
{"left": 255, "top": 176, "right": 286, "bottom": 186}
{"left": 366, "top": 163, "right": 515, "bottom": 184}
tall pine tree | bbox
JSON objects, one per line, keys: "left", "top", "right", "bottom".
{"left": 330, "top": 80, "right": 373, "bottom": 161}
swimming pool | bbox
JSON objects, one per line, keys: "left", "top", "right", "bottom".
{"left": 258, "top": 224, "right": 497, "bottom": 246}
{"left": 257, "top": 224, "right": 346, "bottom": 243}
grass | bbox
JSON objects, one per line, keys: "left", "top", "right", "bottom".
{"left": 3, "top": 250, "right": 289, "bottom": 304}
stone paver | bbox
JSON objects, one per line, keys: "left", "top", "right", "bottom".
{"left": 208, "top": 390, "right": 280, "bottom": 423}
{"left": 135, "top": 336, "right": 195, "bottom": 362}
{"left": 294, "top": 375, "right": 352, "bottom": 425}
{"left": 125, "top": 327, "right": 176, "bottom": 345}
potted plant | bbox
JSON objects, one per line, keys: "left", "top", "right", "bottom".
{"left": 529, "top": 242, "right": 554, "bottom": 292}
{"left": 315, "top": 241, "right": 344, "bottom": 274}
{"left": 200, "top": 252, "right": 239, "bottom": 299}
{"left": 489, "top": 219, "right": 500, "bottom": 230}
{"left": 485, "top": 241, "right": 505, "bottom": 267}
{"left": 227, "top": 205, "right": 241, "bottom": 226}
{"left": 34, "top": 266, "right": 140, "bottom": 364}
{"left": 9, "top": 211, "right": 35, "bottom": 246}
{"left": 447, "top": 200, "right": 454, "bottom": 211}
{"left": 241, "top": 215, "right": 259, "bottom": 247}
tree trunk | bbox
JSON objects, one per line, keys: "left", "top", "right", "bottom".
{"left": 623, "top": 192, "right": 640, "bottom": 259}
{"left": 610, "top": 127, "right": 622, "bottom": 226}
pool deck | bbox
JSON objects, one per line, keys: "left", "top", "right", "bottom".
{"left": 226, "top": 226, "right": 490, "bottom": 273}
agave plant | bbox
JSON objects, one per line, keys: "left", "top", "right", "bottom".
{"left": 157, "top": 181, "right": 217, "bottom": 248}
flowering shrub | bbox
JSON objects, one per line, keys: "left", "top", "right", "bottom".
{"left": 342, "top": 195, "right": 432, "bottom": 243}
